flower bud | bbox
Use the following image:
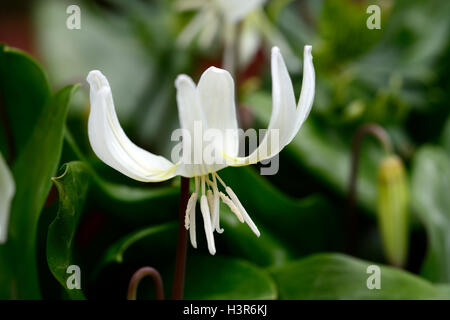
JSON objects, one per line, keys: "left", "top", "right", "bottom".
{"left": 377, "top": 155, "right": 409, "bottom": 267}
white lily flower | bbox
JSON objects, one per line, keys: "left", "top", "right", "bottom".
{"left": 176, "top": 0, "right": 301, "bottom": 72}
{"left": 0, "top": 152, "right": 15, "bottom": 244}
{"left": 176, "top": 0, "right": 265, "bottom": 49}
{"left": 86, "top": 46, "right": 315, "bottom": 255}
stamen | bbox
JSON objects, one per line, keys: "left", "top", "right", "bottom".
{"left": 214, "top": 172, "right": 227, "bottom": 188}
{"left": 200, "top": 195, "right": 216, "bottom": 255}
{"left": 188, "top": 176, "right": 200, "bottom": 248}
{"left": 225, "top": 186, "right": 260, "bottom": 237}
{"left": 201, "top": 175, "right": 205, "bottom": 195}
{"left": 219, "top": 192, "right": 244, "bottom": 223}
{"left": 212, "top": 174, "right": 223, "bottom": 233}
{"left": 184, "top": 192, "right": 197, "bottom": 230}
{"left": 207, "top": 189, "right": 214, "bottom": 218}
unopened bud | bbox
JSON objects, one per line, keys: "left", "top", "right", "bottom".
{"left": 377, "top": 155, "right": 409, "bottom": 267}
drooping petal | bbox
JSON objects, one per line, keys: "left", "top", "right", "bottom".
{"left": 87, "top": 70, "right": 177, "bottom": 182}
{"left": 0, "top": 152, "right": 15, "bottom": 244}
{"left": 225, "top": 45, "right": 315, "bottom": 166}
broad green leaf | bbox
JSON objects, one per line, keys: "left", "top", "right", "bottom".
{"left": 0, "top": 44, "right": 51, "bottom": 159}
{"left": 220, "top": 205, "right": 292, "bottom": 267}
{"left": 0, "top": 84, "right": 78, "bottom": 299}
{"left": 270, "top": 253, "right": 450, "bottom": 299}
{"left": 47, "top": 161, "right": 91, "bottom": 300}
{"left": 64, "top": 129, "right": 180, "bottom": 224}
{"left": 411, "top": 146, "right": 450, "bottom": 283}
{"left": 183, "top": 255, "right": 277, "bottom": 300}
{"left": 93, "top": 221, "right": 178, "bottom": 278}
{"left": 92, "top": 180, "right": 179, "bottom": 224}
{"left": 0, "top": 152, "right": 15, "bottom": 244}
{"left": 220, "top": 165, "right": 343, "bottom": 255}
{"left": 244, "top": 91, "right": 379, "bottom": 212}
{"left": 442, "top": 116, "right": 450, "bottom": 153}
{"left": 33, "top": 0, "right": 152, "bottom": 123}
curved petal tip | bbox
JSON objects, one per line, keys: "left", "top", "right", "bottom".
{"left": 304, "top": 45, "right": 312, "bottom": 58}
{"left": 204, "top": 66, "right": 230, "bottom": 76}
{"left": 175, "top": 74, "right": 194, "bottom": 89}
{"left": 87, "top": 70, "right": 109, "bottom": 91}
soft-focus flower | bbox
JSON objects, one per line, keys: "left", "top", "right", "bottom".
{"left": 176, "top": 0, "right": 300, "bottom": 72}
{"left": 86, "top": 45, "right": 315, "bottom": 255}
{"left": 0, "top": 153, "right": 15, "bottom": 244}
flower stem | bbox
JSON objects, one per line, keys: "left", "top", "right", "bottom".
{"left": 347, "top": 123, "right": 392, "bottom": 254}
{"left": 171, "top": 177, "right": 190, "bottom": 299}
{"left": 127, "top": 266, "right": 164, "bottom": 300}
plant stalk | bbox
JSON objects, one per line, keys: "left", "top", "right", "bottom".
{"left": 127, "top": 266, "right": 164, "bottom": 300}
{"left": 347, "top": 123, "right": 392, "bottom": 254}
{"left": 171, "top": 176, "right": 190, "bottom": 299}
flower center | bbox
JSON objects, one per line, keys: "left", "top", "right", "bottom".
{"left": 184, "top": 172, "right": 260, "bottom": 255}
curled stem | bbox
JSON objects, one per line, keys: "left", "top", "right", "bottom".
{"left": 347, "top": 123, "right": 393, "bottom": 253}
{"left": 127, "top": 266, "right": 165, "bottom": 300}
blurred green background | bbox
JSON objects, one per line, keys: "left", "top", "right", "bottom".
{"left": 0, "top": 0, "right": 449, "bottom": 299}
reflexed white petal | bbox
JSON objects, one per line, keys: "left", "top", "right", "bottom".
{"left": 0, "top": 153, "right": 15, "bottom": 244}
{"left": 225, "top": 45, "right": 315, "bottom": 166}
{"left": 87, "top": 70, "right": 177, "bottom": 182}
{"left": 216, "top": 0, "right": 266, "bottom": 23}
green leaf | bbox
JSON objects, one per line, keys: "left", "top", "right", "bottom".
{"left": 93, "top": 221, "right": 178, "bottom": 278}
{"left": 47, "top": 161, "right": 91, "bottom": 300}
{"left": 245, "top": 91, "right": 379, "bottom": 212}
{"left": 220, "top": 205, "right": 292, "bottom": 267}
{"left": 220, "top": 166, "right": 343, "bottom": 255}
{"left": 63, "top": 129, "right": 180, "bottom": 225}
{"left": 0, "top": 44, "right": 52, "bottom": 159}
{"left": 0, "top": 84, "right": 78, "bottom": 299}
{"left": 183, "top": 255, "right": 277, "bottom": 300}
{"left": 411, "top": 146, "right": 450, "bottom": 283}
{"left": 33, "top": 0, "right": 153, "bottom": 123}
{"left": 442, "top": 116, "right": 450, "bottom": 153}
{"left": 93, "top": 179, "right": 179, "bottom": 224}
{"left": 270, "top": 253, "right": 450, "bottom": 299}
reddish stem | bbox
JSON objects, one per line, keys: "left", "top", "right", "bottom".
{"left": 171, "top": 177, "right": 190, "bottom": 299}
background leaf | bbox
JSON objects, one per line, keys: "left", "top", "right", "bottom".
{"left": 183, "top": 255, "right": 277, "bottom": 300}
{"left": 411, "top": 146, "right": 450, "bottom": 283}
{"left": 47, "top": 161, "right": 91, "bottom": 299}
{"left": 270, "top": 253, "right": 450, "bottom": 299}
{"left": 0, "top": 44, "right": 51, "bottom": 160}
{"left": 0, "top": 77, "right": 78, "bottom": 298}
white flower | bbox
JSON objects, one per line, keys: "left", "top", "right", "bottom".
{"left": 175, "top": 0, "right": 301, "bottom": 72}
{"left": 0, "top": 152, "right": 15, "bottom": 244}
{"left": 86, "top": 46, "right": 315, "bottom": 255}
{"left": 176, "top": 0, "right": 265, "bottom": 48}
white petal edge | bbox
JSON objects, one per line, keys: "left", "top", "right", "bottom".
{"left": 0, "top": 153, "right": 15, "bottom": 244}
{"left": 174, "top": 68, "right": 239, "bottom": 177}
{"left": 225, "top": 45, "right": 315, "bottom": 166}
{"left": 197, "top": 67, "right": 239, "bottom": 157}
{"left": 87, "top": 70, "right": 177, "bottom": 182}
